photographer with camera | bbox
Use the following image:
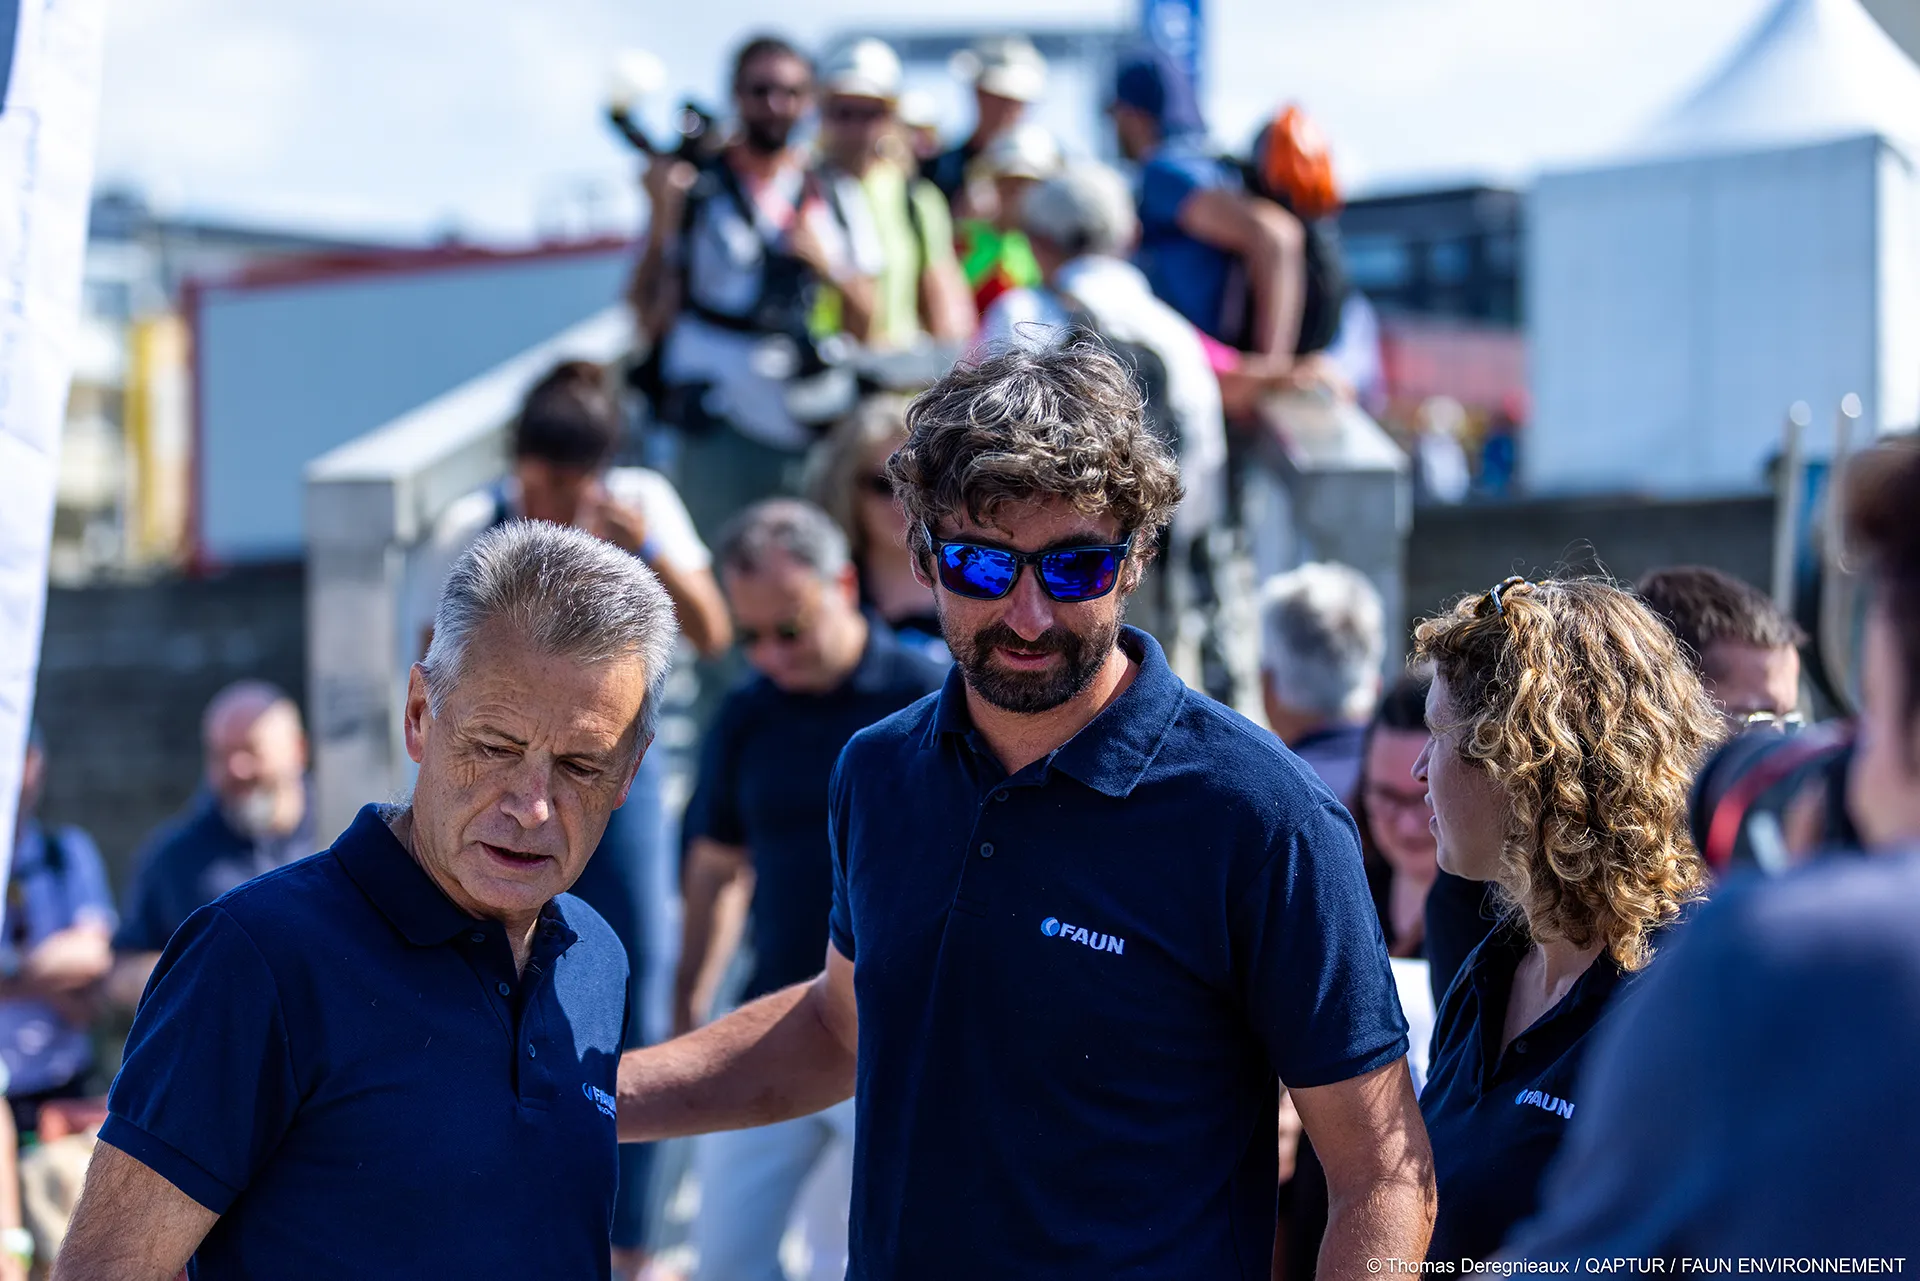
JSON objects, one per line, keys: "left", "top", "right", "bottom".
{"left": 628, "top": 35, "right": 875, "bottom": 541}
{"left": 1505, "top": 438, "right": 1920, "bottom": 1257}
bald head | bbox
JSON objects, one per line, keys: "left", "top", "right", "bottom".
{"left": 202, "top": 681, "right": 307, "bottom": 839}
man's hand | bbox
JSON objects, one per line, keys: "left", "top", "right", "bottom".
{"left": 785, "top": 213, "right": 840, "bottom": 284}
{"left": 579, "top": 482, "right": 650, "bottom": 557}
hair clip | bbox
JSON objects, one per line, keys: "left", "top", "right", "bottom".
{"left": 1487, "top": 575, "right": 1532, "bottom": 616}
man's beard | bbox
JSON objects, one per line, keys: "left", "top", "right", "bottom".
{"left": 222, "top": 786, "right": 283, "bottom": 841}
{"left": 741, "top": 117, "right": 793, "bottom": 155}
{"left": 941, "top": 606, "right": 1119, "bottom": 715}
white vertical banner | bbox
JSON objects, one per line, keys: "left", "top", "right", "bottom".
{"left": 0, "top": 0, "right": 106, "bottom": 868}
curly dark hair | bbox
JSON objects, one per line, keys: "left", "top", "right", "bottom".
{"left": 888, "top": 338, "right": 1184, "bottom": 575}
{"left": 1413, "top": 577, "right": 1720, "bottom": 971}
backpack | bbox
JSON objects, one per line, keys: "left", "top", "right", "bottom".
{"left": 1219, "top": 144, "right": 1350, "bottom": 357}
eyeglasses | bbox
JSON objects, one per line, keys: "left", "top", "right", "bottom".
{"left": 860, "top": 474, "right": 895, "bottom": 499}
{"left": 1362, "top": 781, "right": 1431, "bottom": 819}
{"left": 737, "top": 620, "right": 805, "bottom": 647}
{"left": 928, "top": 531, "right": 1134, "bottom": 603}
{"left": 1740, "top": 709, "right": 1807, "bottom": 734}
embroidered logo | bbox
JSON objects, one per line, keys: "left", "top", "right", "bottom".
{"left": 1514, "top": 1088, "right": 1574, "bottom": 1120}
{"left": 1040, "top": 916, "right": 1125, "bottom": 955}
{"left": 583, "top": 1083, "right": 617, "bottom": 1119}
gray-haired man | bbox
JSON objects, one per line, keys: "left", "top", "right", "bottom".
{"left": 1259, "top": 561, "right": 1386, "bottom": 803}
{"left": 55, "top": 522, "right": 676, "bottom": 1281}
{"left": 677, "top": 498, "right": 946, "bottom": 1281}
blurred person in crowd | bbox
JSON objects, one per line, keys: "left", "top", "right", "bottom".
{"left": 975, "top": 162, "right": 1229, "bottom": 672}
{"left": 107, "top": 682, "right": 311, "bottom": 1007}
{"left": 1411, "top": 576, "right": 1718, "bottom": 1263}
{"left": 954, "top": 122, "right": 1058, "bottom": 314}
{"left": 1636, "top": 564, "right": 1803, "bottom": 732}
{"left": 813, "top": 39, "right": 974, "bottom": 351}
{"left": 922, "top": 36, "right": 1048, "bottom": 210}
{"left": 630, "top": 34, "right": 865, "bottom": 539}
{"left": 805, "top": 396, "right": 943, "bottom": 653}
{"left": 411, "top": 358, "right": 726, "bottom": 1280}
{"left": 1506, "top": 436, "right": 1920, "bottom": 1257}
{"left": 1281, "top": 675, "right": 1441, "bottom": 1281}
{"left": 1110, "top": 49, "right": 1310, "bottom": 377}
{"left": 1258, "top": 562, "right": 1386, "bottom": 803}
{"left": 1411, "top": 396, "right": 1471, "bottom": 505}
{"left": 617, "top": 342, "right": 1433, "bottom": 1277}
{"left": 1, "top": 726, "right": 114, "bottom": 1140}
{"left": 676, "top": 500, "right": 945, "bottom": 1281}
{"left": 1478, "top": 392, "right": 1524, "bottom": 498}
{"left": 55, "top": 524, "right": 675, "bottom": 1281}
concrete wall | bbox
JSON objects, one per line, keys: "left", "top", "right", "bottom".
{"left": 1404, "top": 493, "right": 1776, "bottom": 639}
{"left": 30, "top": 564, "right": 306, "bottom": 891}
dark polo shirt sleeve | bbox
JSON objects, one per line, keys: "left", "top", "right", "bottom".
{"left": 102, "top": 906, "right": 297, "bottom": 1212}
{"left": 827, "top": 753, "right": 856, "bottom": 963}
{"left": 1232, "top": 798, "right": 1410, "bottom": 1088}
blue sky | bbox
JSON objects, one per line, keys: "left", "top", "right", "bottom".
{"left": 96, "top": 0, "right": 1781, "bottom": 244}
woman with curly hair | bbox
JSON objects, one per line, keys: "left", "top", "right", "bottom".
{"left": 1411, "top": 575, "right": 1720, "bottom": 1261}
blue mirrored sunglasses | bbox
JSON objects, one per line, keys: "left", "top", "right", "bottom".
{"left": 929, "top": 532, "right": 1133, "bottom": 603}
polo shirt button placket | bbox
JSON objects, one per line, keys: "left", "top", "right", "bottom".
{"left": 979, "top": 842, "right": 995, "bottom": 859}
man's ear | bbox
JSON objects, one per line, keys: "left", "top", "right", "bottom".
{"left": 614, "top": 731, "right": 651, "bottom": 810}
{"left": 403, "top": 666, "right": 432, "bottom": 766}
{"left": 836, "top": 562, "right": 861, "bottom": 606}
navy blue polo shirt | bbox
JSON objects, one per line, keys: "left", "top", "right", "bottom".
{"left": 101, "top": 805, "right": 629, "bottom": 1280}
{"left": 114, "top": 789, "right": 315, "bottom": 954}
{"left": 1421, "top": 917, "right": 1674, "bottom": 1263}
{"left": 827, "top": 627, "right": 1407, "bottom": 1279}
{"left": 1509, "top": 851, "right": 1920, "bottom": 1257}
{"left": 685, "top": 619, "right": 946, "bottom": 1001}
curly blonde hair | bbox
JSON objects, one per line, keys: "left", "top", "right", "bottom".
{"left": 803, "top": 395, "right": 911, "bottom": 567}
{"left": 1412, "top": 577, "right": 1720, "bottom": 971}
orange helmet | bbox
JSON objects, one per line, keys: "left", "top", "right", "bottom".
{"left": 1259, "top": 104, "right": 1341, "bottom": 221}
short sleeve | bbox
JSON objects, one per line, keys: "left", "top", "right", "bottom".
{"left": 100, "top": 906, "right": 300, "bottom": 1213}
{"left": 683, "top": 695, "right": 748, "bottom": 848}
{"left": 1137, "top": 153, "right": 1217, "bottom": 232}
{"left": 612, "top": 469, "right": 710, "bottom": 571}
{"left": 826, "top": 751, "right": 855, "bottom": 963}
{"left": 1231, "top": 800, "right": 1408, "bottom": 1088}
{"left": 55, "top": 827, "right": 117, "bottom": 931}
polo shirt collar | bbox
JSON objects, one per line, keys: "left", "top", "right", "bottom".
{"left": 931, "top": 626, "right": 1185, "bottom": 799}
{"left": 333, "top": 804, "right": 488, "bottom": 948}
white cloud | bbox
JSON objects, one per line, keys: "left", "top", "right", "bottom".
{"left": 93, "top": 0, "right": 1784, "bottom": 240}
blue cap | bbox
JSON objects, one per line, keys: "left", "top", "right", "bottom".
{"left": 1112, "top": 47, "right": 1205, "bottom": 137}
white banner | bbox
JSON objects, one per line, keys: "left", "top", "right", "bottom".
{"left": 0, "top": 0, "right": 106, "bottom": 866}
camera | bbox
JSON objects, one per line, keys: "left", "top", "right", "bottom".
{"left": 1688, "top": 721, "right": 1860, "bottom": 875}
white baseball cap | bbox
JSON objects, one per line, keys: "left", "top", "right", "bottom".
{"left": 982, "top": 122, "right": 1063, "bottom": 180}
{"left": 968, "top": 36, "right": 1047, "bottom": 104}
{"left": 820, "top": 38, "right": 903, "bottom": 101}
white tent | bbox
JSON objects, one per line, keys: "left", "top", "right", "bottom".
{"left": 1526, "top": 0, "right": 1920, "bottom": 494}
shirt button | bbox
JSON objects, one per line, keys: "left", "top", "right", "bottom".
{"left": 527, "top": 1044, "right": 537, "bottom": 1059}
{"left": 1513, "top": 1039, "right": 1530, "bottom": 1054}
{"left": 468, "top": 932, "right": 485, "bottom": 944}
{"left": 992, "top": 790, "right": 1009, "bottom": 802}
{"left": 979, "top": 842, "right": 995, "bottom": 858}
{"left": 497, "top": 982, "right": 511, "bottom": 997}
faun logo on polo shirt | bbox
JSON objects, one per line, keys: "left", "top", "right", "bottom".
{"left": 583, "top": 1083, "right": 617, "bottom": 1120}
{"left": 1514, "top": 1088, "right": 1574, "bottom": 1120}
{"left": 1039, "top": 916, "right": 1125, "bottom": 955}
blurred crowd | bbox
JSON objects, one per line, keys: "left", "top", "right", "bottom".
{"left": 6, "top": 24, "right": 1916, "bottom": 1281}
